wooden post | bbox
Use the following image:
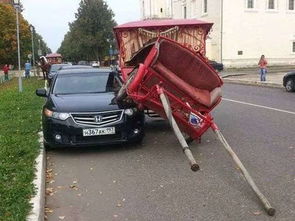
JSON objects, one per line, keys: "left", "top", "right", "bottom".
{"left": 212, "top": 127, "right": 275, "bottom": 216}
{"left": 159, "top": 92, "right": 199, "bottom": 171}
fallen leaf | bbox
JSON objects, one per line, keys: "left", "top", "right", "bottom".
{"left": 77, "top": 193, "right": 82, "bottom": 196}
{"left": 69, "top": 185, "right": 78, "bottom": 190}
{"left": 46, "top": 188, "right": 54, "bottom": 195}
{"left": 117, "top": 203, "right": 122, "bottom": 207}
{"left": 253, "top": 211, "right": 262, "bottom": 215}
{"left": 73, "top": 180, "right": 78, "bottom": 184}
{"left": 58, "top": 216, "right": 65, "bottom": 220}
{"left": 113, "top": 214, "right": 118, "bottom": 218}
{"left": 45, "top": 207, "right": 53, "bottom": 214}
{"left": 160, "top": 185, "right": 164, "bottom": 188}
{"left": 99, "top": 191, "right": 103, "bottom": 195}
{"left": 90, "top": 167, "right": 93, "bottom": 171}
{"left": 122, "top": 198, "right": 126, "bottom": 202}
{"left": 113, "top": 180, "right": 117, "bottom": 184}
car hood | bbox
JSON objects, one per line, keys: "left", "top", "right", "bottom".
{"left": 50, "top": 93, "right": 119, "bottom": 112}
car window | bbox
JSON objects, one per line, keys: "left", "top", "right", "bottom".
{"left": 53, "top": 72, "right": 117, "bottom": 94}
{"left": 50, "top": 65, "right": 62, "bottom": 72}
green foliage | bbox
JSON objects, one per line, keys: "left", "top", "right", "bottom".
{"left": 0, "top": 3, "right": 51, "bottom": 67}
{"left": 58, "top": 0, "right": 117, "bottom": 62}
{"left": 0, "top": 78, "right": 44, "bottom": 221}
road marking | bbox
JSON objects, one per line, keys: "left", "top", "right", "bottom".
{"left": 223, "top": 98, "right": 295, "bottom": 116}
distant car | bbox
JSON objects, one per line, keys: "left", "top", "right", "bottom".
{"left": 77, "top": 61, "right": 88, "bottom": 65}
{"left": 283, "top": 71, "right": 295, "bottom": 92}
{"left": 209, "top": 60, "right": 224, "bottom": 72}
{"left": 36, "top": 68, "right": 145, "bottom": 148}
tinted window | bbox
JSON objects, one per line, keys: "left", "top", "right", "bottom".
{"left": 53, "top": 72, "right": 116, "bottom": 94}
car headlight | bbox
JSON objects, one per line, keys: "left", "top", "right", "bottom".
{"left": 44, "top": 108, "right": 70, "bottom": 120}
{"left": 124, "top": 108, "right": 134, "bottom": 116}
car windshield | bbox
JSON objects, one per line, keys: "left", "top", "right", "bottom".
{"left": 53, "top": 72, "right": 117, "bottom": 94}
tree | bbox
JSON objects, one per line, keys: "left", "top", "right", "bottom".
{"left": 0, "top": 3, "right": 50, "bottom": 67}
{"left": 58, "top": 0, "right": 117, "bottom": 62}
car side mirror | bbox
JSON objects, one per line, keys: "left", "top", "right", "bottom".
{"left": 36, "top": 88, "right": 47, "bottom": 97}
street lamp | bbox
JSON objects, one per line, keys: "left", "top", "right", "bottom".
{"left": 30, "top": 25, "right": 35, "bottom": 75}
{"left": 13, "top": 0, "right": 22, "bottom": 92}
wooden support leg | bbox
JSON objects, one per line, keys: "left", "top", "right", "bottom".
{"left": 159, "top": 92, "right": 199, "bottom": 172}
{"left": 212, "top": 126, "right": 275, "bottom": 216}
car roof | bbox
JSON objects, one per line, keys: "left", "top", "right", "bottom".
{"left": 60, "top": 65, "right": 93, "bottom": 70}
{"left": 56, "top": 67, "right": 114, "bottom": 75}
{"left": 51, "top": 63, "right": 71, "bottom": 67}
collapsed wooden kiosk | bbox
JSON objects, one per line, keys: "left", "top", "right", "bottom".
{"left": 114, "top": 19, "right": 275, "bottom": 216}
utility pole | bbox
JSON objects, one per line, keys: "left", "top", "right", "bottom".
{"left": 30, "top": 25, "right": 35, "bottom": 76}
{"left": 14, "top": 0, "right": 22, "bottom": 92}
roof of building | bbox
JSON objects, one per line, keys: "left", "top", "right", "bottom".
{"left": 114, "top": 19, "right": 213, "bottom": 30}
{"left": 46, "top": 53, "right": 62, "bottom": 58}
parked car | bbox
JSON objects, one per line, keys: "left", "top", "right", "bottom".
{"left": 283, "top": 71, "right": 295, "bottom": 92}
{"left": 208, "top": 60, "right": 224, "bottom": 72}
{"left": 59, "top": 65, "right": 93, "bottom": 70}
{"left": 36, "top": 68, "right": 145, "bottom": 148}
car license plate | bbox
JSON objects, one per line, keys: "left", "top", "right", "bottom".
{"left": 83, "top": 127, "right": 115, "bottom": 137}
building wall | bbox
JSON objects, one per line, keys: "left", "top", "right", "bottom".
{"left": 222, "top": 0, "right": 295, "bottom": 67}
{"left": 172, "top": 0, "right": 295, "bottom": 67}
{"left": 140, "top": 0, "right": 173, "bottom": 19}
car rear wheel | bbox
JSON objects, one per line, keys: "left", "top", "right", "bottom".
{"left": 285, "top": 78, "right": 295, "bottom": 92}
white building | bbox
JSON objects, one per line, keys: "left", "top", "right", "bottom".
{"left": 140, "top": 0, "right": 173, "bottom": 19}
{"left": 141, "top": 0, "right": 295, "bottom": 67}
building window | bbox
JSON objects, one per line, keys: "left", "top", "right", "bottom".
{"left": 184, "top": 6, "right": 187, "bottom": 18}
{"left": 247, "top": 0, "right": 254, "bottom": 9}
{"left": 289, "top": 0, "right": 295, "bottom": 10}
{"left": 268, "top": 0, "right": 275, "bottom": 9}
{"left": 203, "top": 0, "right": 208, "bottom": 13}
{"left": 293, "top": 41, "right": 295, "bottom": 53}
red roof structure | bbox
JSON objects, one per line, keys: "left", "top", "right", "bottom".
{"left": 46, "top": 53, "right": 62, "bottom": 64}
{"left": 114, "top": 19, "right": 213, "bottom": 30}
{"left": 46, "top": 53, "right": 62, "bottom": 58}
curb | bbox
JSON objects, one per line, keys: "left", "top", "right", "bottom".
{"left": 26, "top": 132, "right": 46, "bottom": 221}
{"left": 223, "top": 78, "right": 284, "bottom": 89}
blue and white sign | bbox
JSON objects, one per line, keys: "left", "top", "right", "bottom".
{"left": 189, "top": 113, "right": 202, "bottom": 127}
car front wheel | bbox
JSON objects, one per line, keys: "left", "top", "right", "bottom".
{"left": 285, "top": 78, "right": 295, "bottom": 92}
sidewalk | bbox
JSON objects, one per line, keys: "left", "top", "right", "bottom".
{"left": 220, "top": 69, "right": 287, "bottom": 88}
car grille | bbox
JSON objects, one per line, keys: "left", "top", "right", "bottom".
{"left": 71, "top": 110, "right": 124, "bottom": 127}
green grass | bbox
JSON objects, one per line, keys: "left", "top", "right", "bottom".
{"left": 0, "top": 78, "right": 44, "bottom": 221}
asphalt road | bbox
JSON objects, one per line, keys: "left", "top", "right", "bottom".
{"left": 45, "top": 84, "right": 295, "bottom": 221}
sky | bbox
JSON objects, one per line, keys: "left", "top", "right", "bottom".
{"left": 22, "top": 0, "right": 140, "bottom": 52}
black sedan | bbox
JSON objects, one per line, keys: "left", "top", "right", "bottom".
{"left": 36, "top": 68, "right": 145, "bottom": 148}
{"left": 209, "top": 60, "right": 224, "bottom": 72}
{"left": 283, "top": 71, "right": 295, "bottom": 92}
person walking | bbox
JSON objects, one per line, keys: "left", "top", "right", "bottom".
{"left": 258, "top": 55, "right": 268, "bottom": 81}
{"left": 2, "top": 64, "right": 10, "bottom": 81}
{"left": 25, "top": 61, "right": 31, "bottom": 78}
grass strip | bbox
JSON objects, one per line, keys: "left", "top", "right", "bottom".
{"left": 0, "top": 78, "right": 44, "bottom": 221}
